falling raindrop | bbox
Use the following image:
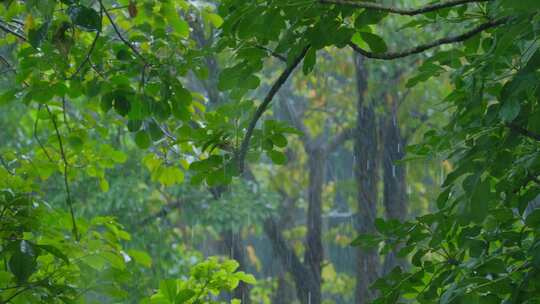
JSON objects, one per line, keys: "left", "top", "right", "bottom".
{"left": 308, "top": 292, "right": 312, "bottom": 304}
{"left": 392, "top": 165, "right": 396, "bottom": 178}
{"left": 397, "top": 143, "right": 401, "bottom": 153}
{"left": 367, "top": 159, "right": 370, "bottom": 170}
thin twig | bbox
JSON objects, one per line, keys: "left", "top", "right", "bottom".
{"left": 237, "top": 46, "right": 310, "bottom": 174}
{"left": 254, "top": 45, "right": 287, "bottom": 62}
{"left": 62, "top": 97, "right": 71, "bottom": 131}
{"left": 45, "top": 105, "right": 79, "bottom": 241}
{"left": 70, "top": 12, "right": 102, "bottom": 79}
{"left": 33, "top": 105, "right": 54, "bottom": 162}
{"left": 0, "top": 155, "right": 14, "bottom": 175}
{"left": 1, "top": 285, "right": 32, "bottom": 303}
{"left": 88, "top": 59, "right": 106, "bottom": 79}
{"left": 0, "top": 55, "right": 16, "bottom": 73}
{"left": 320, "top": 0, "right": 491, "bottom": 16}
{"left": 349, "top": 17, "right": 508, "bottom": 60}
{"left": 98, "top": 0, "right": 149, "bottom": 65}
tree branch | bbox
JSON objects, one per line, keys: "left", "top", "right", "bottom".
{"left": 0, "top": 21, "right": 27, "bottom": 41}
{"left": 507, "top": 123, "right": 540, "bottom": 142}
{"left": 325, "top": 127, "right": 354, "bottom": 154}
{"left": 46, "top": 105, "right": 79, "bottom": 241}
{"left": 33, "top": 105, "right": 54, "bottom": 163}
{"left": 263, "top": 217, "right": 315, "bottom": 299}
{"left": 349, "top": 17, "right": 507, "bottom": 60}
{"left": 0, "top": 155, "right": 14, "bottom": 176}
{"left": 320, "top": 0, "right": 490, "bottom": 16}
{"left": 237, "top": 46, "right": 310, "bottom": 174}
{"left": 255, "top": 45, "right": 287, "bottom": 62}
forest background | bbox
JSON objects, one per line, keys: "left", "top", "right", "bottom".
{"left": 1, "top": 0, "right": 540, "bottom": 303}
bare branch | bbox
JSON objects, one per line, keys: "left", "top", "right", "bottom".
{"left": 237, "top": 46, "right": 310, "bottom": 174}
{"left": 507, "top": 123, "right": 540, "bottom": 142}
{"left": 320, "top": 0, "right": 490, "bottom": 16}
{"left": 0, "top": 21, "right": 27, "bottom": 41}
{"left": 349, "top": 18, "right": 507, "bottom": 60}
{"left": 46, "top": 105, "right": 79, "bottom": 241}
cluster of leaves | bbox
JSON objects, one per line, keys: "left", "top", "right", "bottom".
{"left": 146, "top": 258, "right": 256, "bottom": 304}
{"left": 0, "top": 188, "right": 152, "bottom": 303}
{"left": 352, "top": 2, "right": 540, "bottom": 304}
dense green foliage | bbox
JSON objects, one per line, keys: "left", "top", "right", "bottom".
{"left": 1, "top": 0, "right": 540, "bottom": 303}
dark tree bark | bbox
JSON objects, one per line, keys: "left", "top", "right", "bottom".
{"left": 223, "top": 231, "right": 251, "bottom": 303}
{"left": 259, "top": 80, "right": 355, "bottom": 304}
{"left": 303, "top": 147, "right": 325, "bottom": 304}
{"left": 272, "top": 266, "right": 297, "bottom": 304}
{"left": 353, "top": 53, "right": 380, "bottom": 304}
{"left": 381, "top": 96, "right": 408, "bottom": 275}
{"left": 264, "top": 218, "right": 318, "bottom": 304}
{"left": 188, "top": 17, "right": 253, "bottom": 302}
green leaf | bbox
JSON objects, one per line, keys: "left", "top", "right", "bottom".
{"left": 175, "top": 289, "right": 195, "bottom": 303}
{"left": 127, "top": 120, "right": 143, "bottom": 132}
{"left": 502, "top": 0, "right": 540, "bottom": 10}
{"left": 158, "top": 167, "right": 184, "bottom": 186}
{"left": 466, "top": 178, "right": 490, "bottom": 223}
{"left": 268, "top": 150, "right": 287, "bottom": 165}
{"left": 101, "top": 93, "right": 114, "bottom": 112}
{"left": 355, "top": 10, "right": 387, "bottom": 26}
{"left": 162, "top": 3, "right": 189, "bottom": 37}
{"left": 160, "top": 279, "right": 178, "bottom": 302}
{"left": 28, "top": 22, "right": 50, "bottom": 48}
{"left": 8, "top": 241, "right": 37, "bottom": 283}
{"left": 525, "top": 209, "right": 540, "bottom": 228}
{"left": 359, "top": 32, "right": 387, "bottom": 53}
{"left": 203, "top": 11, "right": 224, "bottom": 28}
{"left": 68, "top": 135, "right": 84, "bottom": 151}
{"left": 113, "top": 92, "right": 131, "bottom": 116}
{"left": 135, "top": 130, "right": 152, "bottom": 149}
{"left": 303, "top": 48, "right": 317, "bottom": 75}
{"left": 128, "top": 249, "right": 152, "bottom": 268}
{"left": 270, "top": 134, "right": 288, "bottom": 148}
{"left": 499, "top": 99, "right": 520, "bottom": 122}
{"left": 36, "top": 244, "right": 69, "bottom": 264}
{"left": 68, "top": 5, "right": 101, "bottom": 32}
{"left": 350, "top": 233, "right": 381, "bottom": 249}
{"left": 237, "top": 272, "right": 257, "bottom": 284}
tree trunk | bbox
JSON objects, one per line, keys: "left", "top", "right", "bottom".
{"left": 264, "top": 218, "right": 317, "bottom": 304}
{"left": 381, "top": 101, "right": 408, "bottom": 275}
{"left": 304, "top": 147, "right": 325, "bottom": 304}
{"left": 353, "top": 53, "right": 380, "bottom": 304}
{"left": 223, "top": 230, "right": 251, "bottom": 303}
